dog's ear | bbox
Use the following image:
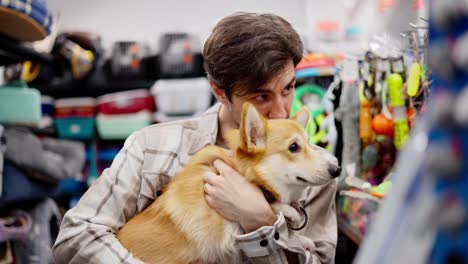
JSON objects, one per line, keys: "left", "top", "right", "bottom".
{"left": 240, "top": 102, "right": 267, "bottom": 153}
{"left": 291, "top": 107, "right": 310, "bottom": 129}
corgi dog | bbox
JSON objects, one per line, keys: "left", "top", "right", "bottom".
{"left": 116, "top": 102, "right": 340, "bottom": 264}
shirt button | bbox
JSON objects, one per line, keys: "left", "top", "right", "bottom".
{"left": 260, "top": 239, "right": 268, "bottom": 247}
{"left": 274, "top": 232, "right": 280, "bottom": 240}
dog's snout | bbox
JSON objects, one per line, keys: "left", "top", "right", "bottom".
{"left": 328, "top": 164, "right": 341, "bottom": 178}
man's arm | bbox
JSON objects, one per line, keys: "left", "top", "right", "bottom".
{"left": 204, "top": 159, "right": 338, "bottom": 263}
{"left": 53, "top": 131, "right": 148, "bottom": 264}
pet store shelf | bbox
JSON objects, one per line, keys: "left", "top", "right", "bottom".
{"left": 36, "top": 79, "right": 156, "bottom": 98}
{"left": 0, "top": 34, "right": 53, "bottom": 66}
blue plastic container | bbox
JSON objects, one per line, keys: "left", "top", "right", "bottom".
{"left": 58, "top": 178, "right": 87, "bottom": 195}
{"left": 55, "top": 117, "right": 95, "bottom": 139}
{"left": 41, "top": 96, "right": 54, "bottom": 116}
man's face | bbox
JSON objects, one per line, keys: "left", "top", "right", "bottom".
{"left": 227, "top": 60, "right": 296, "bottom": 124}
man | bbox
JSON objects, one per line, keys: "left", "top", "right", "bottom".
{"left": 53, "top": 12, "right": 338, "bottom": 264}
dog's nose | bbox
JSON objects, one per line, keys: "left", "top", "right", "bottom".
{"left": 328, "top": 164, "right": 341, "bottom": 178}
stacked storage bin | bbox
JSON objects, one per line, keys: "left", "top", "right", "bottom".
{"left": 295, "top": 54, "right": 339, "bottom": 79}
{"left": 96, "top": 89, "right": 155, "bottom": 140}
{"left": 150, "top": 77, "right": 211, "bottom": 121}
{"left": 54, "top": 98, "right": 96, "bottom": 199}
{"left": 54, "top": 98, "right": 96, "bottom": 140}
{"left": 0, "top": 81, "right": 41, "bottom": 125}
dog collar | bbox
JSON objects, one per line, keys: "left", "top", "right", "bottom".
{"left": 288, "top": 201, "right": 308, "bottom": 231}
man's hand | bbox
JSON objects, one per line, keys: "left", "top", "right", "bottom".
{"left": 203, "top": 159, "right": 277, "bottom": 233}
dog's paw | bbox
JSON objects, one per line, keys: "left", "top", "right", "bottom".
{"left": 298, "top": 235, "right": 315, "bottom": 252}
{"left": 283, "top": 205, "right": 302, "bottom": 223}
{"left": 272, "top": 203, "right": 302, "bottom": 223}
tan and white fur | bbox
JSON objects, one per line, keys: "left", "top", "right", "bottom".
{"left": 117, "top": 102, "right": 339, "bottom": 264}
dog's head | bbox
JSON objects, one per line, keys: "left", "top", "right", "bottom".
{"left": 226, "top": 102, "right": 340, "bottom": 203}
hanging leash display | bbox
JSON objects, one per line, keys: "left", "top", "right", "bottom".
{"left": 338, "top": 12, "right": 432, "bottom": 243}
{"left": 355, "top": 0, "right": 468, "bottom": 262}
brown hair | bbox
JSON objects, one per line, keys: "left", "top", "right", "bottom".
{"left": 203, "top": 12, "right": 303, "bottom": 101}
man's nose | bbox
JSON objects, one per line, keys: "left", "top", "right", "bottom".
{"left": 268, "top": 97, "right": 288, "bottom": 119}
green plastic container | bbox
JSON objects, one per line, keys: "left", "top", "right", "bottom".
{"left": 0, "top": 81, "right": 41, "bottom": 124}
{"left": 96, "top": 111, "right": 152, "bottom": 140}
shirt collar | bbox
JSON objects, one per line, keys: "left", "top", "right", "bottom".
{"left": 188, "top": 102, "right": 221, "bottom": 154}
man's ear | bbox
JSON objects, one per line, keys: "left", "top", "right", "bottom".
{"left": 209, "top": 80, "right": 229, "bottom": 104}
{"left": 240, "top": 102, "right": 267, "bottom": 153}
{"left": 291, "top": 107, "right": 310, "bottom": 129}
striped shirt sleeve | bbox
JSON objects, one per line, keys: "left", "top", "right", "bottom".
{"left": 53, "top": 131, "right": 148, "bottom": 264}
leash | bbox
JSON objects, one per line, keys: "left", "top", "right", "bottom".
{"left": 288, "top": 207, "right": 308, "bottom": 231}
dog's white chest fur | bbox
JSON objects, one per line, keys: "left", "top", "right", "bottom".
{"left": 210, "top": 221, "right": 242, "bottom": 263}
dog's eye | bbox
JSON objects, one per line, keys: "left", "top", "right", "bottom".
{"left": 288, "top": 142, "right": 300, "bottom": 153}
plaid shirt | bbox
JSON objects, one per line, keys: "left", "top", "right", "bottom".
{"left": 53, "top": 103, "right": 338, "bottom": 264}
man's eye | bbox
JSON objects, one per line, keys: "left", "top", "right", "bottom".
{"left": 283, "top": 85, "right": 295, "bottom": 95}
{"left": 255, "top": 94, "right": 268, "bottom": 102}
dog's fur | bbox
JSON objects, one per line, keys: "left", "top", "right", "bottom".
{"left": 116, "top": 103, "right": 338, "bottom": 264}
